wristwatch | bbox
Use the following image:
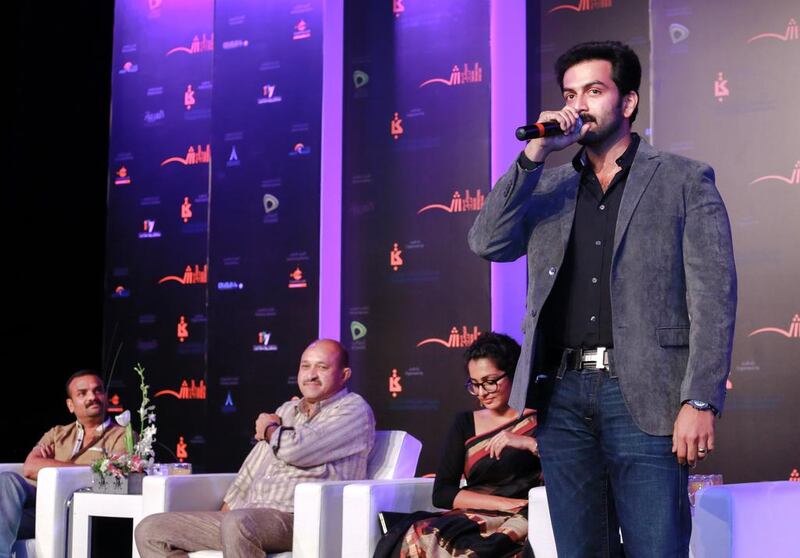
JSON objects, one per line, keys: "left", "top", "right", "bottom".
{"left": 683, "top": 399, "right": 718, "bottom": 415}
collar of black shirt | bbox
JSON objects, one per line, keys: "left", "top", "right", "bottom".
{"left": 572, "top": 133, "right": 641, "bottom": 175}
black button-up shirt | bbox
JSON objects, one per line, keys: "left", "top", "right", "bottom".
{"left": 527, "top": 134, "right": 640, "bottom": 349}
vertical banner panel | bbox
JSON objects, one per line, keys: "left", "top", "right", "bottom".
{"left": 652, "top": 0, "right": 800, "bottom": 482}
{"left": 206, "top": 0, "right": 323, "bottom": 470}
{"left": 105, "top": 0, "right": 214, "bottom": 467}
{"left": 342, "top": 1, "right": 492, "bottom": 472}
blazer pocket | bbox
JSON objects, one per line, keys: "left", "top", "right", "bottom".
{"left": 656, "top": 327, "right": 690, "bottom": 347}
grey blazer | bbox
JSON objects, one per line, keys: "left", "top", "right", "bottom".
{"left": 469, "top": 140, "right": 736, "bottom": 435}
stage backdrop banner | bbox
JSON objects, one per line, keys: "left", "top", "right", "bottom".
{"left": 206, "top": 0, "right": 323, "bottom": 469}
{"left": 341, "top": 0, "right": 492, "bottom": 473}
{"left": 104, "top": 0, "right": 322, "bottom": 471}
{"left": 105, "top": 0, "right": 214, "bottom": 466}
{"left": 652, "top": 0, "right": 800, "bottom": 483}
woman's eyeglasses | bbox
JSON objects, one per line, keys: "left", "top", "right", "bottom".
{"left": 465, "top": 373, "right": 508, "bottom": 396}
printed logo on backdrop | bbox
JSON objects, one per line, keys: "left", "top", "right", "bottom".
{"left": 222, "top": 390, "right": 237, "bottom": 413}
{"left": 393, "top": 0, "right": 404, "bottom": 18}
{"left": 161, "top": 145, "right": 211, "bottom": 166}
{"left": 167, "top": 34, "right": 214, "bottom": 56}
{"left": 176, "top": 437, "right": 188, "bottom": 462}
{"left": 351, "top": 321, "right": 367, "bottom": 342}
{"left": 289, "top": 266, "right": 308, "bottom": 288}
{"left": 108, "top": 394, "right": 124, "bottom": 413}
{"left": 253, "top": 331, "right": 278, "bottom": 352}
{"left": 417, "top": 326, "right": 482, "bottom": 348}
{"left": 111, "top": 285, "right": 130, "bottom": 299}
{"left": 749, "top": 161, "right": 800, "bottom": 186}
{"left": 418, "top": 190, "right": 485, "bottom": 214}
{"left": 391, "top": 113, "right": 404, "bottom": 140}
{"left": 183, "top": 83, "right": 212, "bottom": 120}
{"left": 177, "top": 316, "right": 189, "bottom": 343}
{"left": 258, "top": 84, "right": 283, "bottom": 104}
{"left": 115, "top": 166, "right": 131, "bottom": 185}
{"left": 217, "top": 280, "right": 244, "bottom": 291}
{"left": 119, "top": 61, "right": 138, "bottom": 74}
{"left": 293, "top": 20, "right": 311, "bottom": 40}
{"left": 155, "top": 380, "right": 207, "bottom": 400}
{"left": 263, "top": 195, "right": 279, "bottom": 213}
{"left": 790, "top": 469, "right": 800, "bottom": 482}
{"left": 289, "top": 143, "right": 311, "bottom": 156}
{"left": 353, "top": 71, "right": 369, "bottom": 89}
{"left": 148, "top": 0, "right": 162, "bottom": 17}
{"left": 181, "top": 197, "right": 193, "bottom": 222}
{"left": 263, "top": 194, "right": 279, "bottom": 224}
{"left": 669, "top": 24, "right": 689, "bottom": 44}
{"left": 748, "top": 18, "right": 798, "bottom": 43}
{"left": 390, "top": 243, "right": 404, "bottom": 271}
{"left": 139, "top": 220, "right": 161, "bottom": 239}
{"left": 223, "top": 39, "right": 249, "bottom": 50}
{"left": 547, "top": 0, "right": 612, "bottom": 14}
{"left": 350, "top": 320, "right": 368, "bottom": 351}
{"left": 748, "top": 314, "right": 800, "bottom": 338}
{"left": 419, "top": 63, "right": 483, "bottom": 88}
{"left": 184, "top": 85, "right": 196, "bottom": 110}
{"left": 227, "top": 146, "right": 240, "bottom": 167}
{"left": 714, "top": 73, "right": 730, "bottom": 102}
{"left": 389, "top": 369, "right": 402, "bottom": 398}
{"left": 388, "top": 241, "right": 439, "bottom": 283}
{"left": 144, "top": 110, "right": 165, "bottom": 126}
{"left": 159, "top": 264, "right": 208, "bottom": 285}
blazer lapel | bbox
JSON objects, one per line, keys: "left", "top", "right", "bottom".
{"left": 613, "top": 141, "right": 660, "bottom": 258}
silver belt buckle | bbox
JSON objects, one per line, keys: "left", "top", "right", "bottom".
{"left": 582, "top": 347, "right": 607, "bottom": 370}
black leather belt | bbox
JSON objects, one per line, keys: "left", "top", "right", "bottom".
{"left": 564, "top": 347, "right": 611, "bottom": 371}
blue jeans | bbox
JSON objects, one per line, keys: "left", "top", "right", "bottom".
{"left": 535, "top": 368, "right": 690, "bottom": 558}
{"left": 0, "top": 472, "right": 36, "bottom": 558}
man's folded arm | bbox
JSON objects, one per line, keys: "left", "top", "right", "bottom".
{"left": 270, "top": 401, "right": 374, "bottom": 468}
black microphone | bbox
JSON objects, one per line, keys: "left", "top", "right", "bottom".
{"left": 514, "top": 121, "right": 563, "bottom": 141}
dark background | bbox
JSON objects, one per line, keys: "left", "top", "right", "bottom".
{"left": 6, "top": 1, "right": 114, "bottom": 461}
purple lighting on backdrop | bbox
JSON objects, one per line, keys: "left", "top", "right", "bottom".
{"left": 490, "top": 0, "right": 527, "bottom": 342}
{"left": 319, "top": 0, "right": 344, "bottom": 340}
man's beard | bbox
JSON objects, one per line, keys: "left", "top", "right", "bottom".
{"left": 577, "top": 107, "right": 625, "bottom": 147}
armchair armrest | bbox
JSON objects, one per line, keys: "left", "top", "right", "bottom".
{"left": 692, "top": 481, "right": 800, "bottom": 558}
{"left": 528, "top": 486, "right": 557, "bottom": 558}
{"left": 142, "top": 473, "right": 237, "bottom": 516}
{"left": 36, "top": 466, "right": 93, "bottom": 558}
{"left": 341, "top": 478, "right": 438, "bottom": 558}
{"left": 0, "top": 463, "right": 24, "bottom": 475}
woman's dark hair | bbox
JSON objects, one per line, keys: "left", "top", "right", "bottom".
{"left": 464, "top": 332, "right": 521, "bottom": 378}
{"left": 554, "top": 41, "right": 642, "bottom": 124}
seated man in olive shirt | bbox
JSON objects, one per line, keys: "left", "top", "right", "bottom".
{"left": 0, "top": 370, "right": 127, "bottom": 557}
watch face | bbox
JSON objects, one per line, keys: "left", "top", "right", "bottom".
{"left": 690, "top": 400, "right": 709, "bottom": 409}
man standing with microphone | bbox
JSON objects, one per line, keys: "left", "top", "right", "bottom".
{"left": 469, "top": 41, "right": 736, "bottom": 557}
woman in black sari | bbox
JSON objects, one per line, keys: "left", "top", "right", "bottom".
{"left": 374, "top": 332, "right": 542, "bottom": 558}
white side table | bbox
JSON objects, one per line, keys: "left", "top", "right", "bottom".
{"left": 71, "top": 492, "right": 144, "bottom": 558}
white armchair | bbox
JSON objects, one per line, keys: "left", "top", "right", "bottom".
{"left": 341, "top": 478, "right": 439, "bottom": 558}
{"left": 340, "top": 481, "right": 558, "bottom": 558}
{"left": 691, "top": 481, "right": 800, "bottom": 558}
{"left": 527, "top": 486, "right": 557, "bottom": 558}
{"left": 0, "top": 463, "right": 93, "bottom": 558}
{"left": 141, "top": 430, "right": 422, "bottom": 558}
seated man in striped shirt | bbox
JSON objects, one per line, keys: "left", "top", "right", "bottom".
{"left": 135, "top": 339, "right": 376, "bottom": 557}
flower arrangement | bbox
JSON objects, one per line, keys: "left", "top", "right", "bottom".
{"left": 92, "top": 363, "right": 157, "bottom": 480}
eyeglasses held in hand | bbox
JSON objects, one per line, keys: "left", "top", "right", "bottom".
{"left": 465, "top": 373, "right": 508, "bottom": 396}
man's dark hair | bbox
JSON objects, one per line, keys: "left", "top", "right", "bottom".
{"left": 464, "top": 332, "right": 521, "bottom": 379}
{"left": 65, "top": 369, "right": 104, "bottom": 398}
{"left": 555, "top": 41, "right": 642, "bottom": 124}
